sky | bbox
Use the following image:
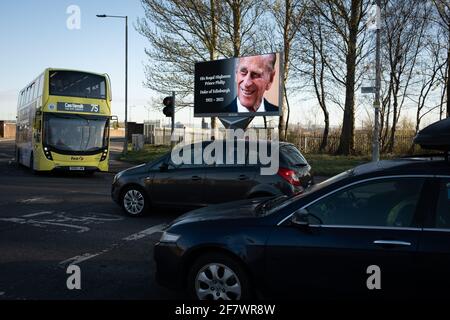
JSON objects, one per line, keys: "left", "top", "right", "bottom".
{"left": 0, "top": 0, "right": 176, "bottom": 125}
{"left": 0, "top": 1, "right": 443, "bottom": 130}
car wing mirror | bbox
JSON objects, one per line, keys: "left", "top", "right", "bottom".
{"left": 291, "top": 208, "right": 310, "bottom": 227}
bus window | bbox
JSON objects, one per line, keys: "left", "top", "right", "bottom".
{"left": 36, "top": 77, "right": 41, "bottom": 98}
{"left": 25, "top": 87, "right": 30, "bottom": 104}
{"left": 31, "top": 82, "right": 36, "bottom": 100}
{"left": 49, "top": 71, "right": 107, "bottom": 100}
{"left": 19, "top": 91, "right": 23, "bottom": 106}
{"left": 38, "top": 74, "right": 44, "bottom": 97}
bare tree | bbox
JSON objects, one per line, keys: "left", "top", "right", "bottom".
{"left": 380, "top": 0, "right": 430, "bottom": 153}
{"left": 411, "top": 41, "right": 447, "bottom": 143}
{"left": 267, "top": 0, "right": 308, "bottom": 141}
{"left": 219, "top": 0, "right": 266, "bottom": 57}
{"left": 433, "top": 0, "right": 450, "bottom": 117}
{"left": 298, "top": 10, "right": 332, "bottom": 151}
{"left": 137, "top": 0, "right": 269, "bottom": 130}
{"left": 311, "top": 0, "right": 370, "bottom": 155}
{"left": 136, "top": 0, "right": 223, "bottom": 129}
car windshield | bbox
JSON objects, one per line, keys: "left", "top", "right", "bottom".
{"left": 44, "top": 113, "right": 109, "bottom": 152}
{"left": 262, "top": 169, "right": 353, "bottom": 214}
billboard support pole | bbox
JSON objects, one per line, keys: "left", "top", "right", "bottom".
{"left": 219, "top": 116, "right": 254, "bottom": 131}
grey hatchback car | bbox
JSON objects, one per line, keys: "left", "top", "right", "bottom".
{"left": 111, "top": 140, "right": 313, "bottom": 216}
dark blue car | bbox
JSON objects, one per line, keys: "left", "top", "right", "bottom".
{"left": 154, "top": 157, "right": 450, "bottom": 300}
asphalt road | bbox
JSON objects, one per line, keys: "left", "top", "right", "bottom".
{"left": 0, "top": 138, "right": 183, "bottom": 300}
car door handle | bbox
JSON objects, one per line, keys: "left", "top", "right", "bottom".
{"left": 238, "top": 174, "right": 249, "bottom": 180}
{"left": 373, "top": 240, "right": 411, "bottom": 247}
{"left": 191, "top": 175, "right": 202, "bottom": 181}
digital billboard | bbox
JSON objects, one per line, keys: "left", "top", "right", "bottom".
{"left": 194, "top": 52, "right": 282, "bottom": 117}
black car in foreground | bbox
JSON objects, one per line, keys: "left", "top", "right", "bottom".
{"left": 112, "top": 140, "right": 312, "bottom": 216}
{"left": 154, "top": 157, "right": 450, "bottom": 300}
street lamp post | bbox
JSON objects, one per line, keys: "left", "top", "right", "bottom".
{"left": 96, "top": 14, "right": 128, "bottom": 155}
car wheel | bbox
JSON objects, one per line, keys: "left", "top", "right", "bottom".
{"left": 121, "top": 186, "right": 149, "bottom": 217}
{"left": 188, "top": 253, "right": 252, "bottom": 301}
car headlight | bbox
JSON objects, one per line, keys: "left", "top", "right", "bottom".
{"left": 159, "top": 231, "right": 180, "bottom": 243}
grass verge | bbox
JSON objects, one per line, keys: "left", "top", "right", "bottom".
{"left": 305, "top": 154, "right": 371, "bottom": 177}
{"left": 119, "top": 145, "right": 171, "bottom": 164}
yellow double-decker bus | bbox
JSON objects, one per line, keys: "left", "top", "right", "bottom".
{"left": 16, "top": 68, "right": 112, "bottom": 174}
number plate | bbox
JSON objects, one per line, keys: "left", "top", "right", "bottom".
{"left": 69, "top": 167, "right": 85, "bottom": 171}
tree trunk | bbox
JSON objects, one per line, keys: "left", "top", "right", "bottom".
{"left": 336, "top": 0, "right": 360, "bottom": 155}
{"left": 320, "top": 109, "right": 329, "bottom": 152}
{"left": 278, "top": 0, "right": 292, "bottom": 142}
{"left": 232, "top": 0, "right": 241, "bottom": 57}
{"left": 210, "top": 0, "right": 218, "bottom": 133}
{"left": 284, "top": 84, "right": 290, "bottom": 140}
{"left": 447, "top": 41, "right": 450, "bottom": 118}
{"left": 387, "top": 79, "right": 400, "bottom": 153}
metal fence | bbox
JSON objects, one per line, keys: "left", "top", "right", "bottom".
{"left": 288, "top": 132, "right": 416, "bottom": 155}
{"left": 144, "top": 124, "right": 416, "bottom": 155}
{"left": 144, "top": 126, "right": 277, "bottom": 146}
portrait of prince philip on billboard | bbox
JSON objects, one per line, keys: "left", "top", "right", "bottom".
{"left": 223, "top": 53, "right": 279, "bottom": 114}
{"left": 194, "top": 52, "right": 281, "bottom": 117}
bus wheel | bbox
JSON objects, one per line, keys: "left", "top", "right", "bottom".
{"left": 121, "top": 186, "right": 150, "bottom": 217}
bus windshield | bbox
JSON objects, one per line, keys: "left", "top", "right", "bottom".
{"left": 49, "top": 71, "right": 107, "bottom": 100}
{"left": 44, "top": 113, "right": 109, "bottom": 152}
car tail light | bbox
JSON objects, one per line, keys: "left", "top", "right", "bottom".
{"left": 277, "top": 167, "right": 301, "bottom": 187}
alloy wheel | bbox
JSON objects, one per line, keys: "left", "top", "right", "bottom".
{"left": 123, "top": 189, "right": 145, "bottom": 215}
{"left": 195, "top": 263, "right": 242, "bottom": 300}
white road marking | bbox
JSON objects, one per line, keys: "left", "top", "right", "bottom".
{"left": 22, "top": 211, "right": 53, "bottom": 218}
{"left": 59, "top": 247, "right": 116, "bottom": 267}
{"left": 0, "top": 217, "right": 90, "bottom": 233}
{"left": 67, "top": 191, "right": 111, "bottom": 196}
{"left": 0, "top": 292, "right": 5, "bottom": 296}
{"left": 122, "top": 223, "right": 166, "bottom": 241}
{"left": 19, "top": 197, "right": 62, "bottom": 204}
{"left": 59, "top": 223, "right": 166, "bottom": 267}
{"left": 31, "top": 221, "right": 90, "bottom": 233}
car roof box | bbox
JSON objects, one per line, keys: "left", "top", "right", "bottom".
{"left": 413, "top": 118, "right": 450, "bottom": 151}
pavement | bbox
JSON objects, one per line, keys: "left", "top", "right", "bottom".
{"left": 108, "top": 138, "right": 135, "bottom": 173}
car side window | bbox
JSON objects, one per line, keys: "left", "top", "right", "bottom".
{"left": 168, "top": 146, "right": 204, "bottom": 169}
{"left": 435, "top": 179, "right": 450, "bottom": 229}
{"left": 150, "top": 157, "right": 167, "bottom": 170}
{"left": 305, "top": 178, "right": 425, "bottom": 227}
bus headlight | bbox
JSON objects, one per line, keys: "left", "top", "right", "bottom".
{"left": 100, "top": 149, "right": 108, "bottom": 161}
{"left": 43, "top": 147, "right": 53, "bottom": 160}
